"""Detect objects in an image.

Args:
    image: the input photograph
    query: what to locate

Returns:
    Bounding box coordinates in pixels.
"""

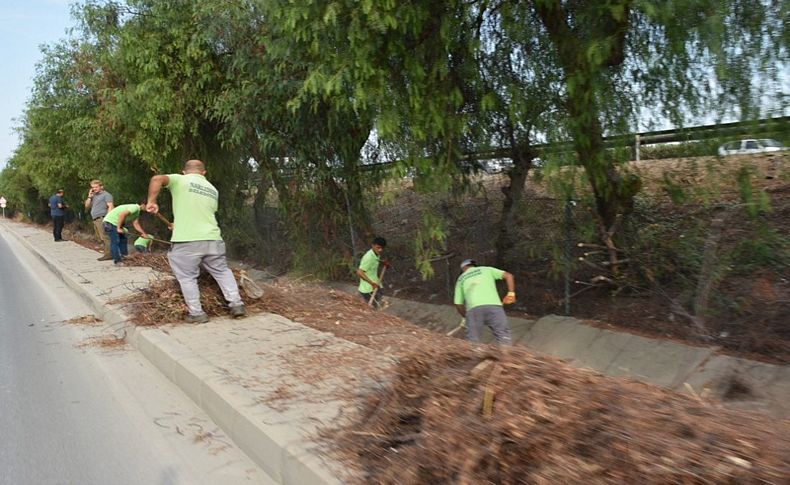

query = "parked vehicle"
[717,138,787,156]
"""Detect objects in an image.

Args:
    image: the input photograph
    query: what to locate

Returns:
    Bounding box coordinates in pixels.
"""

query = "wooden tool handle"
[367,266,387,307]
[154,212,172,225]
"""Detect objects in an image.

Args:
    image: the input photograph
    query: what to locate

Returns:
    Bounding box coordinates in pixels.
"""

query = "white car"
[718,138,787,156]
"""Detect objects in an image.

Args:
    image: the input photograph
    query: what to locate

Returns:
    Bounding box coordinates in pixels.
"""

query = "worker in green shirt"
[103,199,150,264]
[146,159,245,324]
[134,235,153,253]
[454,259,516,345]
[357,236,388,307]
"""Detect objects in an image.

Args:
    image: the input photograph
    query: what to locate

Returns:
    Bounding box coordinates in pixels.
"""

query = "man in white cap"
[453,259,516,345]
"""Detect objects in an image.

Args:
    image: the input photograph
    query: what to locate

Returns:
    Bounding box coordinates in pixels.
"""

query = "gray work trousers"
[167,240,243,316]
[466,305,512,345]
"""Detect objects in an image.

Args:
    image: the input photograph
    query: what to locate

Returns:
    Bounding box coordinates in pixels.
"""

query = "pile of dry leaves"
[118,255,789,484]
[335,345,789,484]
[120,255,441,358]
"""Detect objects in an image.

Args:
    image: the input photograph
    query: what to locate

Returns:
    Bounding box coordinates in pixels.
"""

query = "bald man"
[146,160,246,323]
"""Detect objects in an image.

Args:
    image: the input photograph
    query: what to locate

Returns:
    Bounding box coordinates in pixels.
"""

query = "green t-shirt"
[166,173,222,242]
[454,266,506,310]
[134,236,152,248]
[358,248,380,293]
[103,204,141,227]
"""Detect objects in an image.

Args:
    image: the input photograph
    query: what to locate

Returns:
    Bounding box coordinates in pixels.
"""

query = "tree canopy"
[1,0,786,274]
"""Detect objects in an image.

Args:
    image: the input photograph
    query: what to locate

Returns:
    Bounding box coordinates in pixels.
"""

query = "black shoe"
[230,305,246,318]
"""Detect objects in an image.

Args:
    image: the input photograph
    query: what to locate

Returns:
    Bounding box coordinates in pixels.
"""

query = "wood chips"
[118,255,789,484]
[335,345,789,484]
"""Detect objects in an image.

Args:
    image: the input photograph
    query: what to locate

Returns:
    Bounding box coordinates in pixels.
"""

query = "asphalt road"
[0,231,273,485]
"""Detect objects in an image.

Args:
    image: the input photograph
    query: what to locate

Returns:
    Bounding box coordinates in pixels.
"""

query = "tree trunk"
[535,0,640,238]
[494,141,535,267]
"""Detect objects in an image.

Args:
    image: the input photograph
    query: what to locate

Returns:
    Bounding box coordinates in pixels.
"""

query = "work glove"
[460,317,466,329]
[502,292,516,305]
[381,259,392,269]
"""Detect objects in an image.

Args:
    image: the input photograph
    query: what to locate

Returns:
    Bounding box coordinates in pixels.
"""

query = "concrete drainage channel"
[373,292,790,419]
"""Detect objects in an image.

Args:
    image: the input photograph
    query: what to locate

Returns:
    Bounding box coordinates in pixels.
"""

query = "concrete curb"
[130,328,342,485]
[1,222,339,484]
[0,223,132,337]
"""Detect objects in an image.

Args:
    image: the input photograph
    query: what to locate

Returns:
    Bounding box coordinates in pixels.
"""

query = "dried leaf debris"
[335,346,789,484]
[118,255,789,484]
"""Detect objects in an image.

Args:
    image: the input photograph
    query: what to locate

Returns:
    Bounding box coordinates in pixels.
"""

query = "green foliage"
[662,173,689,205]
[1,0,785,281]
[640,141,719,160]
[736,167,771,218]
[729,225,790,272]
[414,212,447,280]
[624,198,708,286]
[0,165,40,219]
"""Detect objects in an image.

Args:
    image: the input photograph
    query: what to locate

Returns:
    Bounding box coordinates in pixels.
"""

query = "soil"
[116,249,790,484]
[36,152,790,364]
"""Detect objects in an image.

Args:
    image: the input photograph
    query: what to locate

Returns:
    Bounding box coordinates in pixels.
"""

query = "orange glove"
[502,292,516,305]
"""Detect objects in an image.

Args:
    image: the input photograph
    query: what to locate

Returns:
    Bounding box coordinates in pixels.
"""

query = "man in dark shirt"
[49,189,67,241]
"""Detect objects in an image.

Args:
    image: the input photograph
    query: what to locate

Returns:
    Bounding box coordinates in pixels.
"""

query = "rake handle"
[367,266,387,307]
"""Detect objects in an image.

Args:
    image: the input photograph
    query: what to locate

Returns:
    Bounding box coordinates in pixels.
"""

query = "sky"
[0,0,75,169]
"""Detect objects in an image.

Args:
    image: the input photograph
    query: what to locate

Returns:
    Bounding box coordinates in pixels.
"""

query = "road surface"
[0,230,273,485]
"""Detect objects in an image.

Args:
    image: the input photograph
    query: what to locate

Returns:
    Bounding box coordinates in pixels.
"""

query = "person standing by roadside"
[49,189,67,241]
[85,180,114,260]
[146,159,246,324]
[357,236,388,307]
[103,199,150,265]
[454,259,516,345]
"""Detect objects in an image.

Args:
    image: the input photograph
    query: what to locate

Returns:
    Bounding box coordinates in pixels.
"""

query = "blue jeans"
[103,222,128,263]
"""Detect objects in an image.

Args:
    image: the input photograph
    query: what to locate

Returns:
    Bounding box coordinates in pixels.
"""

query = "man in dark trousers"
[146,159,246,324]
[454,258,516,345]
[102,199,150,265]
[49,189,67,241]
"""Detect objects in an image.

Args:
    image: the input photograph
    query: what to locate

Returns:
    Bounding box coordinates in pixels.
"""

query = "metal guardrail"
[255,116,790,177]
[350,116,790,171]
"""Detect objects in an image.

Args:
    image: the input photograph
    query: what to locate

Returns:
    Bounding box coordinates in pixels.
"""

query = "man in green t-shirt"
[134,235,153,253]
[357,236,388,307]
[102,199,150,264]
[453,259,516,345]
[146,159,245,324]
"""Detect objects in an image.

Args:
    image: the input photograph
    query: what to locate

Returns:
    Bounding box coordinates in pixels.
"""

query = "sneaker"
[230,304,246,318]
[97,255,113,261]
[185,313,210,324]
